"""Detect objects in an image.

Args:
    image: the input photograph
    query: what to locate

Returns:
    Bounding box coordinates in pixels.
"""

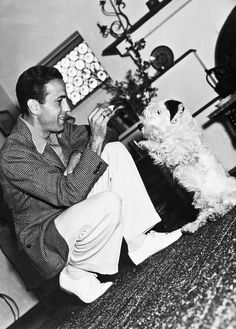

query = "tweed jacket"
[0,118,113,283]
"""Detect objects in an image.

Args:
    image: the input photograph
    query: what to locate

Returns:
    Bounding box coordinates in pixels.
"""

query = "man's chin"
[52,125,65,134]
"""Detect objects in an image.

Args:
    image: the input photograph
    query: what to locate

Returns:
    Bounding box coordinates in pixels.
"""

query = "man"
[0,65,182,303]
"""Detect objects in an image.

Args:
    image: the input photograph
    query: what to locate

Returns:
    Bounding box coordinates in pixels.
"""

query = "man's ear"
[27,99,40,116]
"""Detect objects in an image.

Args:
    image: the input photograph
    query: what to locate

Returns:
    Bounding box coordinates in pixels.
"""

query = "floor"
[6,155,200,329]
[0,250,38,329]
[42,208,236,329]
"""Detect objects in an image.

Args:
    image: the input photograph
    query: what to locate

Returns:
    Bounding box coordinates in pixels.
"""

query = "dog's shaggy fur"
[139,99,236,233]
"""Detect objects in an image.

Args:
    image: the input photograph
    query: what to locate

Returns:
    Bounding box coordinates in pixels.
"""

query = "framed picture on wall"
[39,31,110,108]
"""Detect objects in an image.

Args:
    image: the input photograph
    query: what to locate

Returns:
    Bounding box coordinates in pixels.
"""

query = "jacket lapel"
[43,143,66,170]
[58,137,71,166]
[13,117,70,170]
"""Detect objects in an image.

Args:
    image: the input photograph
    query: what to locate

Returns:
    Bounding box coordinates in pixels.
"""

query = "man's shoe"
[129,229,182,265]
[59,271,113,303]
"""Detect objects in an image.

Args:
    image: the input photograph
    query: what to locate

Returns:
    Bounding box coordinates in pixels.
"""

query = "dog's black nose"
[138,123,143,131]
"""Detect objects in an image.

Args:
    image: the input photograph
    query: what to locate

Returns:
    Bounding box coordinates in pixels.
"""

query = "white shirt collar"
[20,116,60,154]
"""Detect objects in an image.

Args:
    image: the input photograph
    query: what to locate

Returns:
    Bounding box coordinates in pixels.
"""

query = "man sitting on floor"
[0,65,182,303]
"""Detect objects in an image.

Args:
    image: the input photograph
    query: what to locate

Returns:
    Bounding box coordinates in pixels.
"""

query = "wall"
[0,0,235,114]
[0,0,136,105]
[132,0,235,70]
[0,84,18,149]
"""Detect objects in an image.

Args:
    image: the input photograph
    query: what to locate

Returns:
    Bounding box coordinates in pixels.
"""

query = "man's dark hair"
[16,65,63,115]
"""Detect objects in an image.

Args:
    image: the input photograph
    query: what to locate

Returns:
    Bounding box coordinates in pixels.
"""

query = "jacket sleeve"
[63,122,119,152]
[0,140,108,207]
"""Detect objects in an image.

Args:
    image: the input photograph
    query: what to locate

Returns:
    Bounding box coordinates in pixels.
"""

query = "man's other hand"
[64,151,82,176]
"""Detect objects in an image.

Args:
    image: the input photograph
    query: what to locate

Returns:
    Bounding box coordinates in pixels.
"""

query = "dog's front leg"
[181,210,209,234]
[138,140,157,152]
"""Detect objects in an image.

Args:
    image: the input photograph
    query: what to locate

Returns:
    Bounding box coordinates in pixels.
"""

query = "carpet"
[41,208,236,329]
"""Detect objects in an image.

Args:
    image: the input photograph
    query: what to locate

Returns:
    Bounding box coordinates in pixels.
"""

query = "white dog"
[138,99,236,233]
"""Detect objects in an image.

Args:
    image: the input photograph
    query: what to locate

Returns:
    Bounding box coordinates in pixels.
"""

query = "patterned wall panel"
[39,31,109,107]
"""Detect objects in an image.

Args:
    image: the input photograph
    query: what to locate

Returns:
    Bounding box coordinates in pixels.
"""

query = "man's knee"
[103,141,129,155]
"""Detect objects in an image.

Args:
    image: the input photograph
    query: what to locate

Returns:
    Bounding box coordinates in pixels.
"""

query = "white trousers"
[55,142,161,277]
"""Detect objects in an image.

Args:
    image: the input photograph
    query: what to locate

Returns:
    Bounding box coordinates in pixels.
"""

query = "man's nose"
[62,100,71,113]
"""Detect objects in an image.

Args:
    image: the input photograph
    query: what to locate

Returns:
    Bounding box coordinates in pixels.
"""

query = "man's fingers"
[88,105,114,123]
[64,165,74,176]
[64,165,73,176]
[64,152,81,176]
[88,107,102,122]
[88,106,106,122]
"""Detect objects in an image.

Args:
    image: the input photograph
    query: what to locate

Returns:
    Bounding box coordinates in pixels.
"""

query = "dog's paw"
[137,140,150,150]
[181,222,200,234]
[208,213,218,222]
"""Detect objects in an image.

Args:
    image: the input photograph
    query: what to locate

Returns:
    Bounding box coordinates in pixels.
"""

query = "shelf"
[149,49,196,84]
[208,92,236,120]
[102,0,174,57]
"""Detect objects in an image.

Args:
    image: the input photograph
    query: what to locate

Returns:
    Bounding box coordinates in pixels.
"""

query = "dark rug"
[40,208,236,329]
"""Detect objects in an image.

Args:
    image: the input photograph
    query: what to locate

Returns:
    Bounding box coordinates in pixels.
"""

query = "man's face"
[37,79,70,136]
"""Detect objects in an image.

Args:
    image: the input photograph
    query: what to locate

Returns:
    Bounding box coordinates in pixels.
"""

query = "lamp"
[98,0,149,74]
[97,0,132,38]
[98,0,174,77]
[150,45,174,71]
[146,0,165,11]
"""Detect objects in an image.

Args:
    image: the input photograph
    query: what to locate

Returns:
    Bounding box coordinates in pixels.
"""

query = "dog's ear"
[164,100,182,121]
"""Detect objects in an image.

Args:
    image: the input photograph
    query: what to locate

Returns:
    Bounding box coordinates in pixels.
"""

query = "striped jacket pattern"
[0,118,111,285]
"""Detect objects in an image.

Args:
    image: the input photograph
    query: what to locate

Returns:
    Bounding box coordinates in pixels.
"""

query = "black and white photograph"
[0,1,236,328]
